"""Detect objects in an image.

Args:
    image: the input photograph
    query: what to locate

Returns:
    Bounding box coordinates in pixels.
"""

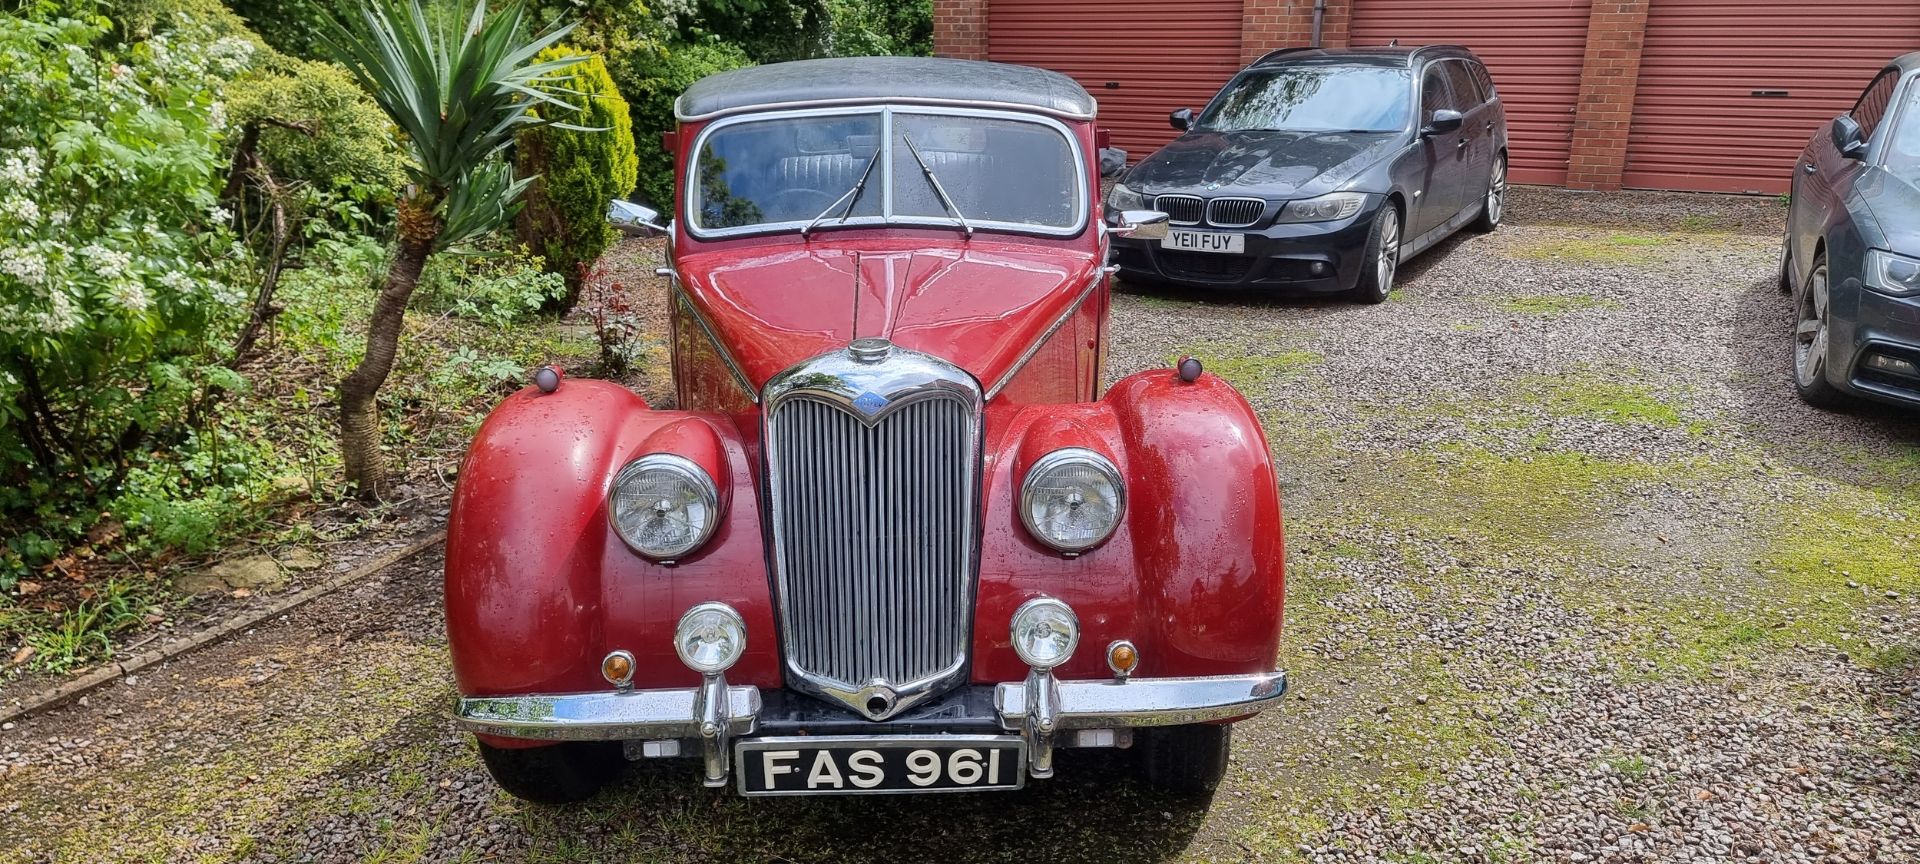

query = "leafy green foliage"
[0,6,252,582]
[223,0,335,58]
[825,0,930,56]
[611,39,753,208]
[416,246,567,327]
[226,53,406,198]
[515,46,638,307]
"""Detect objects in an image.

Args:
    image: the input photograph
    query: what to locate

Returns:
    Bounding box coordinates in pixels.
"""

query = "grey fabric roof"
[675,57,1097,121]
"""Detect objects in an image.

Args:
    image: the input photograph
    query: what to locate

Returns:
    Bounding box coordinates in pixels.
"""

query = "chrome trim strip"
[1206,196,1269,228]
[761,344,985,720]
[673,286,759,403]
[684,105,1089,241]
[983,272,1102,400]
[677,96,1095,123]
[453,686,762,741]
[993,671,1288,730]
[734,735,1026,796]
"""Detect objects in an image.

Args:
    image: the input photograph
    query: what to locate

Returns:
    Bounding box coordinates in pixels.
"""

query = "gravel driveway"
[2,188,1917,864]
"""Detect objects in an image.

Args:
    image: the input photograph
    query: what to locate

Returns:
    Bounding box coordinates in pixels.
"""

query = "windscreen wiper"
[802,147,883,238]
[900,133,973,237]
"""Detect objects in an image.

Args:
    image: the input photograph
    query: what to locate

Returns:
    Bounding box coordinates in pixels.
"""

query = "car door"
[1794,69,1898,276]
[1411,63,1463,240]
[1442,59,1493,219]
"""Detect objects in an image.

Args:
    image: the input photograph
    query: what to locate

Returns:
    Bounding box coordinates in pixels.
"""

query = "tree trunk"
[338,234,434,500]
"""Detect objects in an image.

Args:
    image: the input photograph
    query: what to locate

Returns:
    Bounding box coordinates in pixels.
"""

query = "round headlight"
[675,602,746,674]
[1010,597,1079,670]
[608,453,719,561]
[1019,448,1125,553]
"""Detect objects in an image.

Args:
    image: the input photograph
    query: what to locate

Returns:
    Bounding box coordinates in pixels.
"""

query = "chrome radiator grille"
[1155,194,1204,225]
[766,391,976,714]
[1207,197,1267,227]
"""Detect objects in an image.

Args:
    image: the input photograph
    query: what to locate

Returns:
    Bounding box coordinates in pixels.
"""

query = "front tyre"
[477,739,622,804]
[1792,254,1849,410]
[1350,204,1401,305]
[1137,724,1231,796]
[1469,154,1507,233]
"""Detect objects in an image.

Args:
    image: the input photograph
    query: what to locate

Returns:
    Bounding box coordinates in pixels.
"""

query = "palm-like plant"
[320,0,587,498]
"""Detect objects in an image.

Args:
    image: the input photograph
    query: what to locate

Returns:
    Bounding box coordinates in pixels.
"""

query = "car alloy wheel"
[1376,208,1399,294]
[1793,263,1830,389]
[1484,159,1506,224]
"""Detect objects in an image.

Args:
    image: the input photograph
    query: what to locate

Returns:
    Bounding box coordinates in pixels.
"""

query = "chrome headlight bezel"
[1106,181,1149,212]
[1019,447,1126,553]
[1010,596,1080,670]
[1866,248,1920,297]
[1274,191,1369,224]
[674,601,747,674]
[607,453,721,561]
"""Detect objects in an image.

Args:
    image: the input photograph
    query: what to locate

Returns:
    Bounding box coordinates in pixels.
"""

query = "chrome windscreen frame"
[760,343,985,720]
[683,104,1090,241]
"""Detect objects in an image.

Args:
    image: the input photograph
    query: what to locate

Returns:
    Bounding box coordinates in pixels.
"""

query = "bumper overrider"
[453,599,1287,792]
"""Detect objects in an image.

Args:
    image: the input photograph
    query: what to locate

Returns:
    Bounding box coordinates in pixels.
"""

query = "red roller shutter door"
[1623,0,1920,194]
[1350,0,1593,186]
[988,0,1243,159]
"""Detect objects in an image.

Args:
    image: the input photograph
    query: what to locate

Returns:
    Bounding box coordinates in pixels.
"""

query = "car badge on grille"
[852,391,889,415]
[1206,182,1220,190]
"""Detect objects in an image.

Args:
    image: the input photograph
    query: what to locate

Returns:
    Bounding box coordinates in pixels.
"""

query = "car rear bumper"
[1842,288,1920,408]
[1110,201,1379,292]
[454,670,1287,787]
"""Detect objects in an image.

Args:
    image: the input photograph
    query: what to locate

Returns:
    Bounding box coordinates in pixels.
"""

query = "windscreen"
[1196,66,1412,134]
[690,109,1083,234]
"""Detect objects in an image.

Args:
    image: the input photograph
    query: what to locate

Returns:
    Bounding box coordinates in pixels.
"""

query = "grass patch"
[1515,373,1688,429]
[1386,445,1671,544]
[1497,295,1619,316]
[1508,232,1672,265]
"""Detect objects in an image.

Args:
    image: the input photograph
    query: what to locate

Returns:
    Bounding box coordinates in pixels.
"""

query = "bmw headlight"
[1106,182,1148,212]
[1274,191,1368,224]
[608,453,720,561]
[1866,249,1920,297]
[1020,448,1125,553]
[675,602,746,674]
[1010,597,1079,670]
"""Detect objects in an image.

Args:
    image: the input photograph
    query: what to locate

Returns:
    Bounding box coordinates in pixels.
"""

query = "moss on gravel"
[1514,373,1690,429]
[1496,295,1619,316]
[1169,344,1324,392]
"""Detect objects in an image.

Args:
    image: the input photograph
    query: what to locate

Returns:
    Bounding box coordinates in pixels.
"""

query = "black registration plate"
[736,736,1025,796]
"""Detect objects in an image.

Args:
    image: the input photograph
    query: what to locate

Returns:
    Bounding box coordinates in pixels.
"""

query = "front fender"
[444,379,780,703]
[972,367,1286,683]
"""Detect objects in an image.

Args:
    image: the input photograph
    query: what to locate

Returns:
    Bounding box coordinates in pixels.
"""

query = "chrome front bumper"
[453,669,1287,786]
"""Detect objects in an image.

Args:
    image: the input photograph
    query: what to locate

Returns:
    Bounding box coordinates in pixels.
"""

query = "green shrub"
[612,40,754,210]
[221,0,332,58]
[225,54,405,199]
[826,0,931,56]
[416,246,568,328]
[0,8,251,583]
[515,46,637,308]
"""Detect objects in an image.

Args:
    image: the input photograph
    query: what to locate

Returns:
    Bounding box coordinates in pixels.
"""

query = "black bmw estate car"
[1782,52,1920,412]
[1108,45,1508,303]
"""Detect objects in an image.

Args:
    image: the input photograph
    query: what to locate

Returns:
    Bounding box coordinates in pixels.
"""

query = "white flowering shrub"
[0,8,249,577]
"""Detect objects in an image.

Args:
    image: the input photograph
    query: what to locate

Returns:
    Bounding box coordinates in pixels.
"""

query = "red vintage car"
[446,56,1287,802]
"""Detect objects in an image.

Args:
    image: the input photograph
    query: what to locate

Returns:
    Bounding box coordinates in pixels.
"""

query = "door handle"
[1456,139,1469,150]
[1484,121,1494,131]
[1803,163,1816,175]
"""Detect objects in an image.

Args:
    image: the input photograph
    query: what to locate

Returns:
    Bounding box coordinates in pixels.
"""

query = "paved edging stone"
[0,530,446,725]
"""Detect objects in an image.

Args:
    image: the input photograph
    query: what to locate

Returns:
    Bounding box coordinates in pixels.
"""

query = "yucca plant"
[319,0,588,498]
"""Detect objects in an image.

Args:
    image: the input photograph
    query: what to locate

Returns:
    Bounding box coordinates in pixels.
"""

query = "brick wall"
[1241,0,1350,63]
[933,0,989,60]
[1566,0,1651,190]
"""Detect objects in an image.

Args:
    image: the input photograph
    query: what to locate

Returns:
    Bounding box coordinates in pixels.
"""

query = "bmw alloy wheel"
[1377,207,1400,293]
[1793,263,1830,388]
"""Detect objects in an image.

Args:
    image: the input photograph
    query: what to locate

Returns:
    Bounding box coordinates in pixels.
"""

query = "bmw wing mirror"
[1830,115,1868,159]
[1111,209,1170,241]
[1422,109,1464,137]
[609,199,667,236]
[1169,107,1194,131]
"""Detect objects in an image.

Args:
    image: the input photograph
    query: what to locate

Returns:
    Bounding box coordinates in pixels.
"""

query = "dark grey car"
[1784,52,1920,411]
[1107,45,1509,304]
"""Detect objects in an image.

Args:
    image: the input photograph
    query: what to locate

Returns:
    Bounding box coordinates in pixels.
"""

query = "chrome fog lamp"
[609,453,719,561]
[1010,597,1079,671]
[1020,448,1125,553]
[675,602,747,674]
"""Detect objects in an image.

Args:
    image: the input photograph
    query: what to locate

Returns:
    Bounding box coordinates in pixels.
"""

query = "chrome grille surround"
[1154,194,1204,225]
[762,342,983,721]
[1206,196,1268,228]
